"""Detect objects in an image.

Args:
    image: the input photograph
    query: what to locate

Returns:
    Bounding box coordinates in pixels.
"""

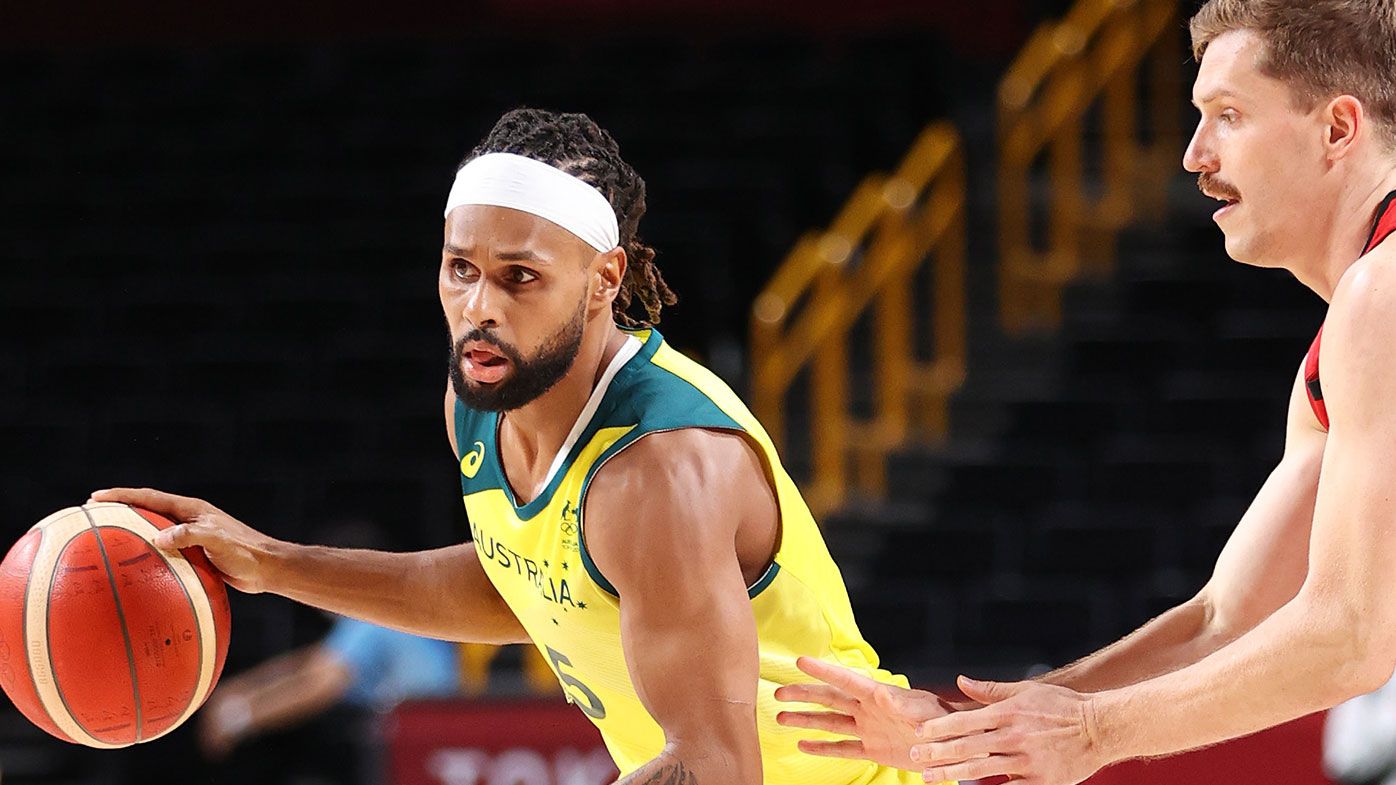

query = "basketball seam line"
[19,527,48,738]
[125,516,206,724]
[44,526,100,745]
[88,503,215,743]
[79,505,145,743]
[80,504,213,743]
[26,513,115,747]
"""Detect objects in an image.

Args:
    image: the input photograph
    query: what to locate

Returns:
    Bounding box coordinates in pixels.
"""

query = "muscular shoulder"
[583,429,769,589]
[1323,253,1396,426]
[587,428,766,533]
[599,427,762,491]
[1329,253,1396,352]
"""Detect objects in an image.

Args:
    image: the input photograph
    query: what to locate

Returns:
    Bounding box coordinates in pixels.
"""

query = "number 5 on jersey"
[545,645,606,720]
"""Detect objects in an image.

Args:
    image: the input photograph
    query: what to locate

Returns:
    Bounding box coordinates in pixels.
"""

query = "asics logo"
[461,441,486,478]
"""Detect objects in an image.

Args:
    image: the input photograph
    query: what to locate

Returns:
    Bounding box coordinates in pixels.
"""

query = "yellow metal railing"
[750,123,967,516]
[998,0,1181,332]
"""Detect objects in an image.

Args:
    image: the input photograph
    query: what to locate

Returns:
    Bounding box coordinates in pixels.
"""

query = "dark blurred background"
[0,1,1331,783]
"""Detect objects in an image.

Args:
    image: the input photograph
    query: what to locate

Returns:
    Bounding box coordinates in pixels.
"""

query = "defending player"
[92,108,939,785]
[776,1,1396,783]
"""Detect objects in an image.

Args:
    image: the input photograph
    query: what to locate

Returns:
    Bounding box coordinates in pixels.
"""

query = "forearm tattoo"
[619,760,697,785]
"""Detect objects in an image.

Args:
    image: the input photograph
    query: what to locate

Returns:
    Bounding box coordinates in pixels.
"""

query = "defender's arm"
[1041,363,1324,692]
[1085,262,1396,758]
[774,365,1325,772]
[913,262,1396,784]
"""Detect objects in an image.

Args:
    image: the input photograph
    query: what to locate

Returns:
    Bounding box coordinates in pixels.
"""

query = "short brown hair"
[1190,0,1396,144]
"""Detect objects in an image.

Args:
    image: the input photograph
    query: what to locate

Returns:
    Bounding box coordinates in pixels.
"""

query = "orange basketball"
[0,502,231,748]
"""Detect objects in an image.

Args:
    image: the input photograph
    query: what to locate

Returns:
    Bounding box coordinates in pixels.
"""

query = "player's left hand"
[912,677,1108,785]
[774,656,965,772]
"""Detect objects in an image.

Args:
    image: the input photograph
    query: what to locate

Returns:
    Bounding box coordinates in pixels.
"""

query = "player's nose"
[460,281,502,331]
[1182,121,1218,174]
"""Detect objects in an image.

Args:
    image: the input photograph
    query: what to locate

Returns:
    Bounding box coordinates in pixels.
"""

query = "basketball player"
[91,109,942,785]
[774,1,1396,783]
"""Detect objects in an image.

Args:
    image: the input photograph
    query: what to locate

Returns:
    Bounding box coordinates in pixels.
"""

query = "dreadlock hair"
[459,108,678,328]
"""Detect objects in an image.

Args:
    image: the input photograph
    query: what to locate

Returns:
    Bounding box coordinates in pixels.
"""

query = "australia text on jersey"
[469,517,585,611]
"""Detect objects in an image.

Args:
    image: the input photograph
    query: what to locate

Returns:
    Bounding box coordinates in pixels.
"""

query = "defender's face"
[1184,30,1332,267]
[440,205,594,410]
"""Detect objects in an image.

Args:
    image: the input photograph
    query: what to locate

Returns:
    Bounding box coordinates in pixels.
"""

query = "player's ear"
[1324,95,1364,161]
[591,246,626,309]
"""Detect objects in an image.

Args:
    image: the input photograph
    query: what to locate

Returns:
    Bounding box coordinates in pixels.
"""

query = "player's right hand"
[88,487,281,595]
[775,656,972,773]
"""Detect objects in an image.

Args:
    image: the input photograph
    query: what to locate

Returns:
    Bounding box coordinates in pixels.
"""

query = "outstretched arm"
[913,262,1396,784]
[89,486,528,645]
[87,386,528,645]
[1041,363,1324,692]
[776,365,1324,770]
[585,429,769,785]
[1083,266,1396,757]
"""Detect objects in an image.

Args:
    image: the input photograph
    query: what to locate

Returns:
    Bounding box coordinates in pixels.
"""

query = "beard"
[449,299,587,412]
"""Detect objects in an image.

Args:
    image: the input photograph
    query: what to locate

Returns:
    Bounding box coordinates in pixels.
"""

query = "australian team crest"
[560,499,580,549]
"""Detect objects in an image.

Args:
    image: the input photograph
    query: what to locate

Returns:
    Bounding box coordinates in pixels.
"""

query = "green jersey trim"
[746,561,782,598]
[572,346,773,602]
[454,327,662,521]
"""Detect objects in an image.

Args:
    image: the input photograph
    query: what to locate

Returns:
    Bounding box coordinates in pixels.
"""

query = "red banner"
[387,698,618,785]
[389,700,1336,785]
[1086,713,1333,785]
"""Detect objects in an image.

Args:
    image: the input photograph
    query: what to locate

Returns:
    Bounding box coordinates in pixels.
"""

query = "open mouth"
[461,345,511,384]
[1210,194,1240,219]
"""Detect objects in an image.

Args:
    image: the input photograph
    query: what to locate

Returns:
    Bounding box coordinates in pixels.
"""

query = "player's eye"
[1219,109,1239,125]
[507,267,539,284]
[449,258,478,281]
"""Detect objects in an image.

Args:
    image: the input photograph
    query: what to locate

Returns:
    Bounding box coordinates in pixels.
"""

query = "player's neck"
[497,320,628,491]
[1297,165,1396,302]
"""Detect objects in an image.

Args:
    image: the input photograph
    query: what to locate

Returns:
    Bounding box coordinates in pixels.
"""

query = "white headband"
[443,152,620,253]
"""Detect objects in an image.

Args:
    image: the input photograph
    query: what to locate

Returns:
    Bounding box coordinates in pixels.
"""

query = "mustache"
[453,329,524,365]
[1198,173,1241,201]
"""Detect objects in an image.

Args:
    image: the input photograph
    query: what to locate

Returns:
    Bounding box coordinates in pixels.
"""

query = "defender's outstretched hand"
[90,487,282,594]
[775,656,964,772]
[912,677,1105,785]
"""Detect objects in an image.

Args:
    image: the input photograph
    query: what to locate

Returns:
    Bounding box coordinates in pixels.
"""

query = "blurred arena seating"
[0,28,952,585]
[749,0,1324,682]
[826,198,1326,677]
[0,1,1342,782]
[722,0,1305,687]
[0,27,958,785]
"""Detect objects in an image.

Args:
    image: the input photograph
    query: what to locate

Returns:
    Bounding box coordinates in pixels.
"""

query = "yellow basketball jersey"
[456,327,924,785]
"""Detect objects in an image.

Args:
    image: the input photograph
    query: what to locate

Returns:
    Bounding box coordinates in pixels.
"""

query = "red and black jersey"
[1303,190,1396,431]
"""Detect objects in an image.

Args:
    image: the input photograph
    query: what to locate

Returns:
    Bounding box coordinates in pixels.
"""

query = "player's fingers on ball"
[91,487,207,518]
[89,487,141,505]
[774,683,856,712]
[90,486,165,505]
[796,739,867,760]
[796,656,880,699]
[152,523,196,551]
[775,710,856,735]
[922,754,1017,783]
